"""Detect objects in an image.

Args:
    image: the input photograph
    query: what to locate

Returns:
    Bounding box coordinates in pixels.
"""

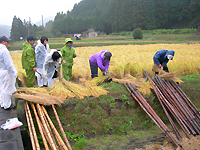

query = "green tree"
[133,28,143,39]
[56,31,62,37]
[10,16,27,42]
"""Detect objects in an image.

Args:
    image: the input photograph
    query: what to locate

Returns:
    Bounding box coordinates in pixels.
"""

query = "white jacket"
[0,44,17,77]
[43,49,61,79]
[35,41,49,68]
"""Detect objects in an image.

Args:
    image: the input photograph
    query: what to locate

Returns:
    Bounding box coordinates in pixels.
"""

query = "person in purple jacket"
[89,50,112,78]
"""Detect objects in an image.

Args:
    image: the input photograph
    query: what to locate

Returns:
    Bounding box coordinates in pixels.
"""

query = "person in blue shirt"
[153,49,175,74]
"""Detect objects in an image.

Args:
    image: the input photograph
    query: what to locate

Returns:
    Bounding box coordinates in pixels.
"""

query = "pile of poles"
[144,71,200,138]
[24,101,72,150]
[124,70,200,148]
[124,83,181,148]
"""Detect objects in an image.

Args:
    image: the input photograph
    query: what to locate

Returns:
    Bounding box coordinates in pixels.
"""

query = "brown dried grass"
[14,88,65,106]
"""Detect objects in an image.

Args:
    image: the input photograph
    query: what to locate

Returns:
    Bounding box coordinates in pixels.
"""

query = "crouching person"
[153,49,175,74]
[89,50,112,79]
[43,49,61,87]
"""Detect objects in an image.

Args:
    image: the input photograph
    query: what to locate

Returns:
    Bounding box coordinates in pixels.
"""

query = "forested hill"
[51,0,200,34]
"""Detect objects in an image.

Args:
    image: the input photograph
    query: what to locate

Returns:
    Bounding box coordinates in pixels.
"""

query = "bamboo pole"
[125,83,181,148]
[25,101,40,150]
[52,104,72,150]
[24,101,36,150]
[43,110,60,150]
[41,105,68,150]
[145,71,191,139]
[31,103,49,150]
[36,104,57,150]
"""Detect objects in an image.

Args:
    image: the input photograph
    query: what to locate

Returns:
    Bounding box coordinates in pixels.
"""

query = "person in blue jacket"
[153,49,175,74]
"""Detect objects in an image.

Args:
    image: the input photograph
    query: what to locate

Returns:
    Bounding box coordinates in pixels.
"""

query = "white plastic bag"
[1,118,23,130]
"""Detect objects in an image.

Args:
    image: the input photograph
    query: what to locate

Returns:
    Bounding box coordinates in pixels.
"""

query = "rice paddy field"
[72,43,200,79]
[11,43,200,81]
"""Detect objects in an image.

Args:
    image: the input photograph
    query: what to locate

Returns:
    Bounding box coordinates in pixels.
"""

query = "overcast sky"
[0,0,82,26]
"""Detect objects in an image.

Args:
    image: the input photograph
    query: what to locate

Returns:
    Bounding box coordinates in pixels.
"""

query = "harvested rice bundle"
[49,80,75,99]
[152,64,183,83]
[158,71,183,83]
[17,87,49,94]
[112,74,152,95]
[14,89,65,106]
[137,78,152,95]
[89,76,108,86]
[62,79,90,99]
[79,78,108,97]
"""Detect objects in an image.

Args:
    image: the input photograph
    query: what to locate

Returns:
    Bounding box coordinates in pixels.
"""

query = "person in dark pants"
[89,50,112,78]
[153,49,175,74]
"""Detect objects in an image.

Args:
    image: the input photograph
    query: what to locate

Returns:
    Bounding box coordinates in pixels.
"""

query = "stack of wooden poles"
[145,72,200,138]
[24,101,72,150]
[124,83,181,148]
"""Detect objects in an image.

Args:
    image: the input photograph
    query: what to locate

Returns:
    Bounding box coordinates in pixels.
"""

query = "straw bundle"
[152,64,183,83]
[17,87,49,94]
[79,78,108,97]
[158,72,183,83]
[112,74,152,95]
[14,89,65,106]
[49,80,75,99]
[62,79,90,99]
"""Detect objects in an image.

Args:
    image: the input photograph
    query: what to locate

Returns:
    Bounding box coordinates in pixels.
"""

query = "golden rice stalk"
[112,74,152,95]
[158,72,183,83]
[62,79,90,99]
[17,87,49,94]
[79,78,108,97]
[89,72,115,86]
[49,80,75,99]
[17,70,26,87]
[14,89,65,106]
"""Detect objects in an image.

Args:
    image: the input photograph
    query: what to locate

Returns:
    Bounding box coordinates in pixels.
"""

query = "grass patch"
[39,75,200,149]
[8,34,200,50]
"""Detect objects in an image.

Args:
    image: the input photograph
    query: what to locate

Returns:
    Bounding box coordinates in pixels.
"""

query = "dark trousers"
[155,66,169,74]
[89,61,98,78]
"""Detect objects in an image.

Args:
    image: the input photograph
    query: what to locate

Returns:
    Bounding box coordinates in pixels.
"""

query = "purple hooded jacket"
[89,50,110,71]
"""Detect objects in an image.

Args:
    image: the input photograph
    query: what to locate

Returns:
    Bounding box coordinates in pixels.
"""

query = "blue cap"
[27,36,37,41]
[0,36,11,43]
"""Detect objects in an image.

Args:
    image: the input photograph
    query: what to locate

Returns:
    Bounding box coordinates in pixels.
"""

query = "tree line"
[10,0,200,41]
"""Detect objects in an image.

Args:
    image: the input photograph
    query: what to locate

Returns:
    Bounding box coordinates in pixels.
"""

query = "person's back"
[89,50,112,78]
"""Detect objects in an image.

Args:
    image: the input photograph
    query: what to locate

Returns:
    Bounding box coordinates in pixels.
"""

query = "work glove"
[103,70,109,76]
[16,76,21,81]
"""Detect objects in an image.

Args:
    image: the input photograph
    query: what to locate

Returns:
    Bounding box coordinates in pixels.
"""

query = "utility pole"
[42,15,44,34]
[28,17,31,36]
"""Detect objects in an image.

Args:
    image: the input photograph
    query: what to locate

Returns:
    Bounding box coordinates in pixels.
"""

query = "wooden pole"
[24,101,36,150]
[25,101,40,150]
[41,106,68,150]
[31,103,49,150]
[43,111,60,150]
[52,104,72,150]
[36,104,57,150]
